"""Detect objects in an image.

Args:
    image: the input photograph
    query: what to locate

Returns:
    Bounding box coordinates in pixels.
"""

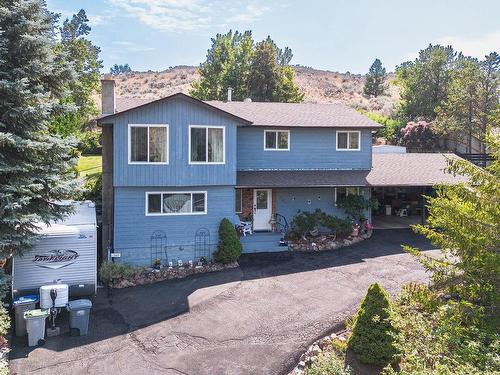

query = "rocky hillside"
[110,65,400,116]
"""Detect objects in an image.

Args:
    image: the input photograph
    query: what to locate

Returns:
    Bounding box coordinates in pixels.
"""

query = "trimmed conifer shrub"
[347,283,399,365]
[213,218,242,263]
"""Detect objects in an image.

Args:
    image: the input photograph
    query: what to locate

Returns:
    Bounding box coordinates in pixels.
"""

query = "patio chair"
[234,214,252,236]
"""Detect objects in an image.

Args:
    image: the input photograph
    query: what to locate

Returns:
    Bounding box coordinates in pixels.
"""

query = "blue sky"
[47,0,500,74]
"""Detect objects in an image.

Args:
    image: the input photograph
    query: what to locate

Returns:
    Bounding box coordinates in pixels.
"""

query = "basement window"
[146,191,207,216]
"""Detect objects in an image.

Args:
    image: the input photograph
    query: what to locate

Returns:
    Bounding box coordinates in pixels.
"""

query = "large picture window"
[189,126,225,163]
[335,187,361,205]
[336,131,360,151]
[146,191,207,216]
[264,130,289,150]
[129,124,168,163]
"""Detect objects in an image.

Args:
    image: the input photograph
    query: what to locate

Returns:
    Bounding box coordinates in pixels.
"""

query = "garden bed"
[104,261,239,289]
[288,232,371,252]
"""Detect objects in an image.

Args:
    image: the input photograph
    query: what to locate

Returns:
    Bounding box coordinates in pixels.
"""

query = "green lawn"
[77,155,102,177]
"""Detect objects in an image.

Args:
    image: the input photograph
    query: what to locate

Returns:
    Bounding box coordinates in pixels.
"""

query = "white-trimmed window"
[129,124,169,164]
[189,125,225,164]
[335,187,361,205]
[336,131,360,151]
[146,191,207,216]
[264,130,289,151]
[235,189,242,213]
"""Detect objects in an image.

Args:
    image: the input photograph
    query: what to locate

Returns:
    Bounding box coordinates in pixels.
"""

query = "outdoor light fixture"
[178,259,183,267]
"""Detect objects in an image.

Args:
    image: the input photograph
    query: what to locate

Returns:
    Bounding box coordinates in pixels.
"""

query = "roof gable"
[97,93,252,125]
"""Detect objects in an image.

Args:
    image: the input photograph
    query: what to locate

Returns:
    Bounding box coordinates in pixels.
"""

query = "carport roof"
[236,153,469,188]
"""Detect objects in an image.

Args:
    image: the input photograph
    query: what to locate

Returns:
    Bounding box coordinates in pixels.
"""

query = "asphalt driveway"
[10,229,436,375]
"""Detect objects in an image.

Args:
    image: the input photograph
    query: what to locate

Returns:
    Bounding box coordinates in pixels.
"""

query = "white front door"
[253,189,272,231]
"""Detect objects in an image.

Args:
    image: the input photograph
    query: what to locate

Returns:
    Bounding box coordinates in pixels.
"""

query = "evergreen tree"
[395,44,456,121]
[0,0,80,257]
[191,30,303,102]
[363,58,386,97]
[248,40,280,101]
[347,283,399,365]
[110,63,132,75]
[190,30,253,101]
[406,132,500,312]
[477,52,500,151]
[435,57,482,152]
[50,9,102,137]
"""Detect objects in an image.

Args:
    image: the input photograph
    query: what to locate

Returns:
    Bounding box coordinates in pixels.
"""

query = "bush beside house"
[347,283,399,366]
[214,218,243,264]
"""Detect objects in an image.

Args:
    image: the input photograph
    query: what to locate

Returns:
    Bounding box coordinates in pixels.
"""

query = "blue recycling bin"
[13,295,39,337]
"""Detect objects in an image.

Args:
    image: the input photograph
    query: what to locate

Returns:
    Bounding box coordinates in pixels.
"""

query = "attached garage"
[367,153,468,229]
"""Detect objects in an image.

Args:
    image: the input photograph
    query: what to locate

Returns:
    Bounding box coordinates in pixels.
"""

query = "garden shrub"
[347,283,399,365]
[291,209,354,238]
[383,283,500,375]
[337,194,378,222]
[0,269,10,375]
[321,215,353,238]
[99,261,137,285]
[291,210,321,236]
[305,351,354,375]
[213,218,242,264]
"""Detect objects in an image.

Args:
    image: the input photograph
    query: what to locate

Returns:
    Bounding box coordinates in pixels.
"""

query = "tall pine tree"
[395,44,456,122]
[0,0,80,257]
[191,30,303,102]
[363,58,386,97]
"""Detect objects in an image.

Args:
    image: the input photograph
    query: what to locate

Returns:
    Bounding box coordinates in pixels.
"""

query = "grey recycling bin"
[24,309,49,347]
[13,295,39,337]
[67,299,92,336]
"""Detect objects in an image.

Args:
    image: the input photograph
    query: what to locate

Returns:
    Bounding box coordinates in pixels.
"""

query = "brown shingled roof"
[112,95,381,128]
[207,100,381,128]
[237,153,468,187]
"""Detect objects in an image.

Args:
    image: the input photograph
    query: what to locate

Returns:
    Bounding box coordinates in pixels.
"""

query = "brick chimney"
[101,79,116,115]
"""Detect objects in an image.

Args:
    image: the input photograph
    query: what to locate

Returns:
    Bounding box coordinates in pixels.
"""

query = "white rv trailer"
[12,201,97,298]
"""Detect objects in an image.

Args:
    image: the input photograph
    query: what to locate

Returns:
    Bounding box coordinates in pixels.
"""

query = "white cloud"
[109,0,274,32]
[112,41,155,52]
[436,31,500,58]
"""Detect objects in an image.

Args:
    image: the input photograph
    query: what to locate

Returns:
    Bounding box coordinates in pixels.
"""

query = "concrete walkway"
[10,229,436,375]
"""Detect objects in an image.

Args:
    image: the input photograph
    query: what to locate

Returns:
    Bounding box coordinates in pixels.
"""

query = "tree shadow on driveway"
[9,229,434,369]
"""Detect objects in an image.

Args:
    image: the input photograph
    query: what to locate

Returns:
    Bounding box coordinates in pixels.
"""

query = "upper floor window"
[264,130,289,151]
[336,131,360,151]
[146,191,207,216]
[189,126,225,164]
[129,124,168,164]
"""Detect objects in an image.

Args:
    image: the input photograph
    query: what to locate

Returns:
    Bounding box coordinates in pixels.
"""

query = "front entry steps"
[240,232,288,253]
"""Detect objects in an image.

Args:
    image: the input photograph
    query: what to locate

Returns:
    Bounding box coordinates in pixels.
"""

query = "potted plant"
[153,258,161,269]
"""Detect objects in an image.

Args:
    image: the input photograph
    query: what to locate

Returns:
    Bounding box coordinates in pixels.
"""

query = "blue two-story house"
[98,80,464,266]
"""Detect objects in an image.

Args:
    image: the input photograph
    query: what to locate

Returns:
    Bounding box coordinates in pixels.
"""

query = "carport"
[367,153,468,229]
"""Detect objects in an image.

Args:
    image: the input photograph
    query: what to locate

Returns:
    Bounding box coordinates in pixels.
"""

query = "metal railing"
[457,153,493,168]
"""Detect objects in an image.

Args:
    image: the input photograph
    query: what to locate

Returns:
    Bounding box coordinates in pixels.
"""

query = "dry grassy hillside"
[110,65,400,116]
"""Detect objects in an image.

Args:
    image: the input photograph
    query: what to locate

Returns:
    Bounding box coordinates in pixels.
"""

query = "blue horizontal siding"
[275,187,370,226]
[111,97,239,187]
[237,127,372,170]
[113,186,235,266]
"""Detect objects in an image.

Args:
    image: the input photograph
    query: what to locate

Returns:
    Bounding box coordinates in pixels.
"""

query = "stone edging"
[289,329,350,375]
[109,262,239,288]
[288,233,371,252]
